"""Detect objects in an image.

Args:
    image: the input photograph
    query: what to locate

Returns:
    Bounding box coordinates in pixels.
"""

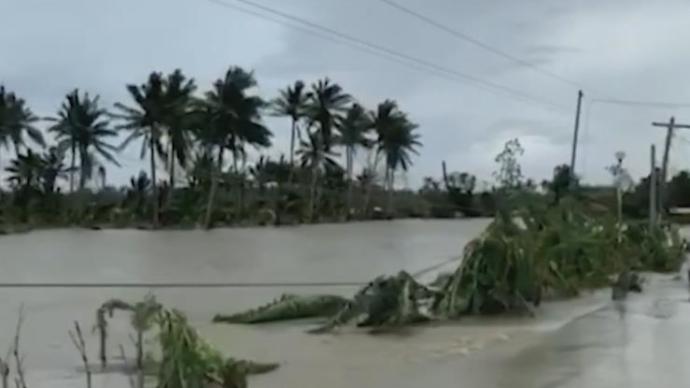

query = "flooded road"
[0,220,688,388]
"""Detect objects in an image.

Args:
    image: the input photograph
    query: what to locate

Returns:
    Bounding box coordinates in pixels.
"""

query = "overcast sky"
[3,0,690,189]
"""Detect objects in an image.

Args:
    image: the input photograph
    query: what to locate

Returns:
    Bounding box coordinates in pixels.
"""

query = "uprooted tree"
[214,197,685,332]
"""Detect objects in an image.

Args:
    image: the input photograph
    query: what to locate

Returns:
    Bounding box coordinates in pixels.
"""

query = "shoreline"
[0,215,490,236]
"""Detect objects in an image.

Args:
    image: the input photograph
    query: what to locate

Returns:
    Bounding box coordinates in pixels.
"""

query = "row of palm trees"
[0,66,422,228]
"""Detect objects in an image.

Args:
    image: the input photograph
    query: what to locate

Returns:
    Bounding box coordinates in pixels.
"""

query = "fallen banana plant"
[96,296,278,388]
[214,199,686,332]
[212,294,349,324]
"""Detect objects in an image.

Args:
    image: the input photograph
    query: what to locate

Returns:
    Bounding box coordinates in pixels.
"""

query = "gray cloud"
[3,0,690,188]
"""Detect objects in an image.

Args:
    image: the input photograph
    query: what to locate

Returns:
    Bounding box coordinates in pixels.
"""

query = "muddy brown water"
[0,220,689,388]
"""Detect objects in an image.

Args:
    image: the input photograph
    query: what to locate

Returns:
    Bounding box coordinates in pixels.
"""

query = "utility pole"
[650,145,657,229]
[569,90,584,188]
[651,117,690,216]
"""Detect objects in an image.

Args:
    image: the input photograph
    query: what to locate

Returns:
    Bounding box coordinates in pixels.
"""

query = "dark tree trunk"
[288,119,297,185]
[204,148,224,229]
[168,142,175,194]
[78,149,87,191]
[387,167,395,216]
[150,136,159,228]
[70,143,76,193]
[309,164,318,222]
[346,147,354,217]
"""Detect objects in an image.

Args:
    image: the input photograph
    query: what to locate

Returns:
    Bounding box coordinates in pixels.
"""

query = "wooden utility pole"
[650,145,657,229]
[652,117,690,216]
[569,90,584,188]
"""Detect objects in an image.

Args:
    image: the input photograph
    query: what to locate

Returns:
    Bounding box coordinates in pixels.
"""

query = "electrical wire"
[203,0,570,112]
[591,98,690,109]
[376,0,585,90]
[0,255,461,288]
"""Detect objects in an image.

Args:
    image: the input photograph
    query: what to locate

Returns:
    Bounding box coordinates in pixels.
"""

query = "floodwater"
[0,220,689,388]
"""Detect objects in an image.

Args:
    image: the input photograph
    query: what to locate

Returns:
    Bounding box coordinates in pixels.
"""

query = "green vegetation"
[213,294,349,324]
[96,296,278,388]
[0,71,427,230]
[215,197,685,330]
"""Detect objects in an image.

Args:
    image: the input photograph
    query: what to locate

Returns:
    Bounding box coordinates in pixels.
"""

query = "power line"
[0,256,461,289]
[376,0,584,90]
[591,98,690,109]
[0,281,361,288]
[203,0,569,112]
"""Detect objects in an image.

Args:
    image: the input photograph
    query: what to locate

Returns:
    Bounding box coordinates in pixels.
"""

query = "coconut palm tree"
[339,103,372,213]
[304,78,351,150]
[371,100,421,214]
[126,171,152,219]
[0,87,44,172]
[40,146,71,194]
[271,80,309,169]
[198,67,272,228]
[5,149,44,192]
[161,69,196,193]
[48,90,119,191]
[297,131,339,220]
[114,72,168,228]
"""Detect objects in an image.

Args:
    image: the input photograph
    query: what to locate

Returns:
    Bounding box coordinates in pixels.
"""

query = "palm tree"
[5,149,44,192]
[371,100,421,214]
[161,70,196,194]
[271,81,309,169]
[339,103,372,213]
[40,146,71,194]
[0,87,44,173]
[297,131,339,220]
[114,73,168,228]
[48,90,119,191]
[199,67,272,228]
[304,78,351,150]
[127,171,152,217]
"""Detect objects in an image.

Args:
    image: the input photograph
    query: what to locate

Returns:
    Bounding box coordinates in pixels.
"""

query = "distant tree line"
[0,68,422,229]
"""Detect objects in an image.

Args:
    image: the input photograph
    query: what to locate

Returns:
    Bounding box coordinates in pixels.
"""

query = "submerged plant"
[96,296,277,388]
[217,199,685,329]
[213,294,348,324]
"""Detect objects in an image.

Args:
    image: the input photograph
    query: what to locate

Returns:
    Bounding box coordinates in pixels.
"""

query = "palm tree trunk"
[309,164,318,222]
[167,142,176,208]
[204,148,224,229]
[150,137,159,228]
[69,143,76,193]
[346,147,353,217]
[387,167,395,216]
[168,143,175,191]
[232,151,241,219]
[78,148,87,190]
[363,151,381,216]
[288,120,297,185]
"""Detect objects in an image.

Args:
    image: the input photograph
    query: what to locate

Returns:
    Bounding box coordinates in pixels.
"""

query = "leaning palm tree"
[297,131,339,220]
[0,87,44,173]
[48,90,119,191]
[338,103,372,213]
[304,78,351,150]
[114,73,168,228]
[161,69,196,193]
[198,67,272,228]
[371,100,421,214]
[271,80,309,169]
